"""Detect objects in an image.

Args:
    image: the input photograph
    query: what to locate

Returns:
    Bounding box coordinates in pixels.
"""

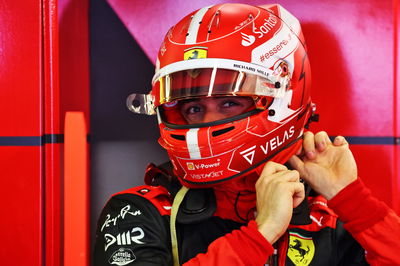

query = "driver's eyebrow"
[180,98,200,104]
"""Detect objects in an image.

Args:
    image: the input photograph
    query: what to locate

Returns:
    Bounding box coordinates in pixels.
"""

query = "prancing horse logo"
[289,239,310,261]
[287,232,315,266]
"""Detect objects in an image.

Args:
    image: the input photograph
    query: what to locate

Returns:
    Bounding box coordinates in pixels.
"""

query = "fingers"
[302,131,316,159]
[287,155,305,176]
[260,161,288,177]
[333,135,349,146]
[315,131,331,151]
[257,162,300,187]
[302,131,335,159]
[292,182,305,208]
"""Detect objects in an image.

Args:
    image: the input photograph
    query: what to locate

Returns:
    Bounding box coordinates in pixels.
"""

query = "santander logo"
[241,32,256,46]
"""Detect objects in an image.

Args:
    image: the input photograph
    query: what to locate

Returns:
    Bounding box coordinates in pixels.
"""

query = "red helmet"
[127,3,314,188]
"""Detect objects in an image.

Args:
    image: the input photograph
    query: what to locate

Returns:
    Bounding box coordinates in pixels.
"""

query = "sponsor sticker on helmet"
[252,26,298,66]
[252,14,278,39]
[184,47,208,60]
[186,160,221,171]
[186,162,195,170]
[108,248,136,266]
[189,170,224,180]
[240,126,295,164]
[241,32,256,47]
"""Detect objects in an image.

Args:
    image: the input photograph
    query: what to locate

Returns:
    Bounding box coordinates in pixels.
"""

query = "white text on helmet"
[253,14,278,39]
[190,170,224,179]
[259,33,292,63]
[260,126,295,154]
[186,161,221,170]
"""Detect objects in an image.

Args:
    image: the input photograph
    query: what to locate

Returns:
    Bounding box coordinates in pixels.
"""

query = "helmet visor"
[127,60,289,115]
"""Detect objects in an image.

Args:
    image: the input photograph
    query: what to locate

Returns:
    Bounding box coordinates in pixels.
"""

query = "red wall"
[0,0,89,265]
[0,1,43,264]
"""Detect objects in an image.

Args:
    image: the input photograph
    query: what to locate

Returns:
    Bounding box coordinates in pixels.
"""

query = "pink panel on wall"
[106,0,399,211]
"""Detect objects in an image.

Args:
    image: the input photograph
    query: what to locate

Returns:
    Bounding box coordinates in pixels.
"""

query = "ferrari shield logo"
[287,232,315,266]
[184,47,208,60]
[186,162,195,170]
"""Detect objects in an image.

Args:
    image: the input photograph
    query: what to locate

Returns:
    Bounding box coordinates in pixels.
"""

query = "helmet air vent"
[171,134,186,141]
[212,126,235,137]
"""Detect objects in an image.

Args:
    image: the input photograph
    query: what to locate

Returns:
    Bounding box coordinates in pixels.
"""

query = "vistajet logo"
[190,170,224,179]
[186,160,221,170]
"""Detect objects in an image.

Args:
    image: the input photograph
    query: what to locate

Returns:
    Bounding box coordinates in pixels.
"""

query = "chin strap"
[170,185,189,266]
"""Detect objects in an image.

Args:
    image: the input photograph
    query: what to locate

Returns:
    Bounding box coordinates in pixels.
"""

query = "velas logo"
[239,145,256,164]
[186,160,221,170]
[184,47,208,60]
[240,126,295,164]
[241,32,256,47]
[287,232,315,266]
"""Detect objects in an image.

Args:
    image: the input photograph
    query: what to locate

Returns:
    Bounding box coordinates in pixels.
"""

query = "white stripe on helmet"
[186,128,201,159]
[186,6,213,44]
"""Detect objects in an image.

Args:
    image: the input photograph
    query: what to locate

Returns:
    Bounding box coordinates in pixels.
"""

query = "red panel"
[59,0,90,131]
[58,0,90,265]
[0,1,44,265]
[394,0,400,213]
[395,146,400,213]
[352,145,395,208]
[0,0,90,264]
[0,1,42,136]
[43,1,62,265]
[306,1,394,136]
[64,112,89,266]
[45,144,62,266]
[0,147,42,265]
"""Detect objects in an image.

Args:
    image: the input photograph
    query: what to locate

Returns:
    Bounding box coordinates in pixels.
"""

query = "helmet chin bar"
[179,136,302,187]
[159,105,311,188]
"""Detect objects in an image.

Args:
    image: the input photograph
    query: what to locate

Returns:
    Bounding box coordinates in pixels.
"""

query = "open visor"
[127,59,290,115]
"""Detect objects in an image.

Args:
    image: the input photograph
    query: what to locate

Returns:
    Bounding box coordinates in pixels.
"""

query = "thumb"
[288,155,305,176]
[292,182,305,208]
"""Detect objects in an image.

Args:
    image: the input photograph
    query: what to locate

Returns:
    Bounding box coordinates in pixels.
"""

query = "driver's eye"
[222,101,239,108]
[186,105,202,114]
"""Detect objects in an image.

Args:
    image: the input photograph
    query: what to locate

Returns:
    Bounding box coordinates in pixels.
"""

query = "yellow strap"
[170,186,189,266]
